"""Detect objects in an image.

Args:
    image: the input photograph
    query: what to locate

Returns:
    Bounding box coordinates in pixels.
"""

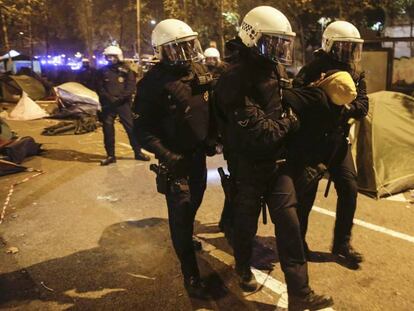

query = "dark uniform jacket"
[283,87,344,168]
[133,62,213,158]
[96,63,136,108]
[214,57,295,161]
[76,66,97,91]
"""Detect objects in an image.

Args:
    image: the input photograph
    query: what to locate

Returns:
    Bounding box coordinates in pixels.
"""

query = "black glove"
[286,107,300,132]
[204,141,222,157]
[103,94,119,105]
[162,151,185,173]
[341,104,356,121]
[165,81,191,113]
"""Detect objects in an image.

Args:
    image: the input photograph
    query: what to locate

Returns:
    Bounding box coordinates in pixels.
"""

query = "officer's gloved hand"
[107,95,120,105]
[162,151,185,174]
[204,140,222,157]
[286,107,300,132]
[165,82,191,113]
[341,104,356,121]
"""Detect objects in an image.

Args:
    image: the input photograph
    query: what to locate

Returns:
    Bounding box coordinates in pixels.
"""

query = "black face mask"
[248,49,277,74]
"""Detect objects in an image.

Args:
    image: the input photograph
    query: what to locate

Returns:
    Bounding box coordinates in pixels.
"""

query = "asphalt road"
[0,118,413,311]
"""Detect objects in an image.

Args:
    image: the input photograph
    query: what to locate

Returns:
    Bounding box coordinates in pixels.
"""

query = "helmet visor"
[256,34,295,65]
[330,41,363,63]
[161,38,203,64]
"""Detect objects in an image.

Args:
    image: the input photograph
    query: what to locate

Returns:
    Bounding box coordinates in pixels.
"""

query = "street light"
[18,31,25,50]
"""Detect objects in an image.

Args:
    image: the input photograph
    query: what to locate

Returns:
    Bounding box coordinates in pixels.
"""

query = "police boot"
[100,156,116,166]
[135,152,150,161]
[184,276,208,299]
[288,290,334,311]
[332,242,364,263]
[236,266,258,292]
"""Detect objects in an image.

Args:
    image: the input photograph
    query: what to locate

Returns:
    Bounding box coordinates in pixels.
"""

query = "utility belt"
[235,155,286,178]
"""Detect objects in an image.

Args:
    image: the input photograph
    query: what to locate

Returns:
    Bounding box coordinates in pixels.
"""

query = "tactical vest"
[216,63,287,160]
[161,63,212,153]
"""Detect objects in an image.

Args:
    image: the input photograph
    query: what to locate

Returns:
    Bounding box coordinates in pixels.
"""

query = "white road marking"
[313,206,414,244]
[385,193,409,202]
[207,170,414,244]
[198,235,335,311]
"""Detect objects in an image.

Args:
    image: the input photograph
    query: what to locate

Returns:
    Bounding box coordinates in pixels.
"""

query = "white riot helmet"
[204,47,220,59]
[151,19,203,64]
[204,47,220,66]
[322,21,364,63]
[238,6,296,65]
[103,46,124,61]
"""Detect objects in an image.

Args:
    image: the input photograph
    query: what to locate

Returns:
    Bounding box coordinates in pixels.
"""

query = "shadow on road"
[0,218,275,310]
[42,148,141,164]
[306,249,361,270]
[41,148,106,163]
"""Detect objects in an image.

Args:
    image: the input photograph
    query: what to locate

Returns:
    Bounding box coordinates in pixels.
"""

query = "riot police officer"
[215,6,334,310]
[133,19,215,298]
[293,21,368,265]
[96,46,150,165]
[76,58,97,90]
[203,47,227,79]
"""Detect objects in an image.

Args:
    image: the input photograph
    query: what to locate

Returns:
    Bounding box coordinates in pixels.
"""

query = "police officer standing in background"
[76,58,97,90]
[215,6,333,310]
[203,47,227,79]
[133,19,215,298]
[293,21,368,265]
[96,46,150,166]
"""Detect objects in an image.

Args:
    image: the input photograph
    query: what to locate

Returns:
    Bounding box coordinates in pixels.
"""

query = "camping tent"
[356,91,414,197]
[7,92,49,121]
[0,74,46,102]
[0,159,27,176]
[53,82,101,117]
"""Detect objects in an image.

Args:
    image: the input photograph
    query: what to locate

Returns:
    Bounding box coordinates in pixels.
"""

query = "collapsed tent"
[53,82,101,118]
[7,92,49,121]
[0,74,46,102]
[0,159,27,176]
[0,117,14,142]
[356,91,414,198]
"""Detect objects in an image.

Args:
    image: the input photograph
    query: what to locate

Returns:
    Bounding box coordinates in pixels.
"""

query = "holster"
[150,163,190,195]
[218,167,232,204]
[150,163,170,195]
